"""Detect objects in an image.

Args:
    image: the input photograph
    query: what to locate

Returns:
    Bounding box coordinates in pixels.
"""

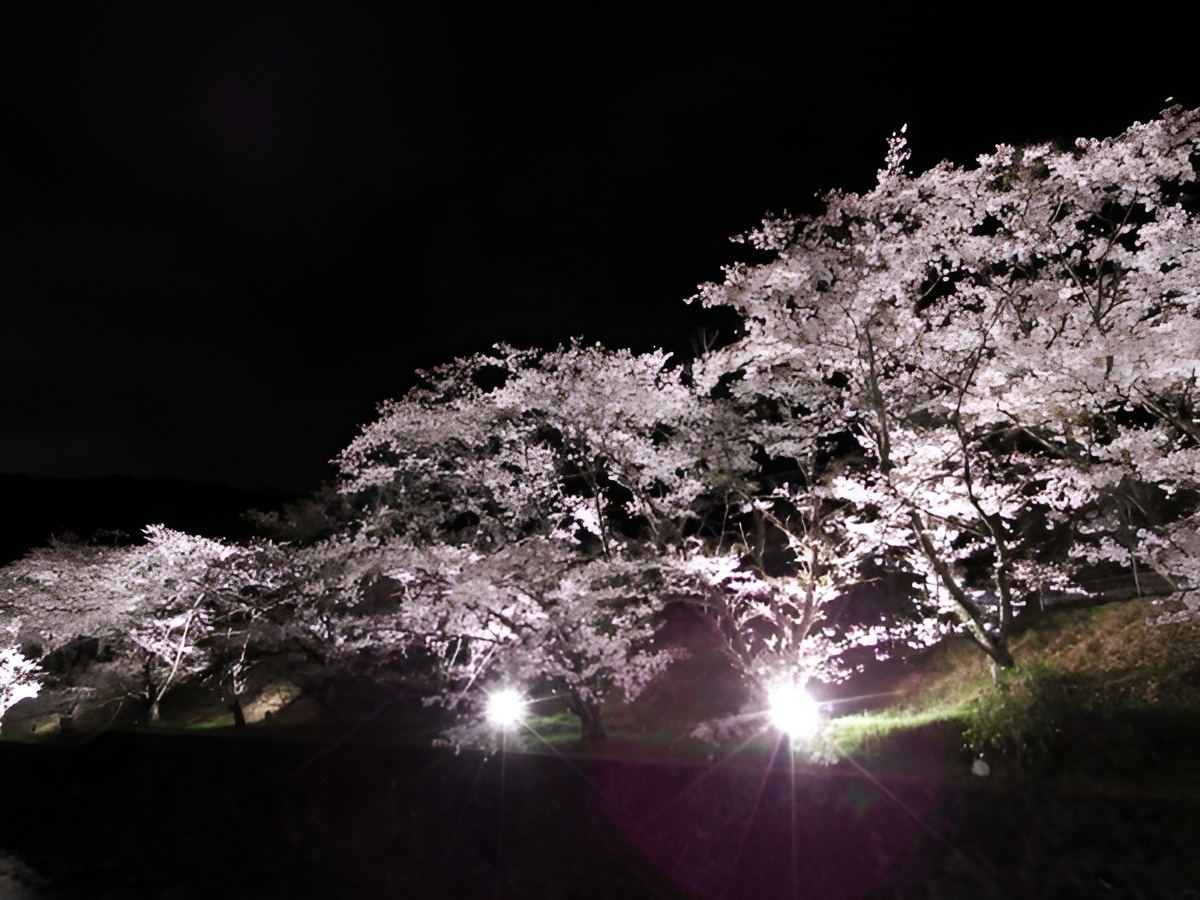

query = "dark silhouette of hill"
[0,474,301,564]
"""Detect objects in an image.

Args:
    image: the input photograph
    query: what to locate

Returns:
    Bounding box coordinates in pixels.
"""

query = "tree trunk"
[143,661,161,722]
[570,696,607,742]
[228,699,246,730]
[977,630,1015,673]
[909,510,1015,670]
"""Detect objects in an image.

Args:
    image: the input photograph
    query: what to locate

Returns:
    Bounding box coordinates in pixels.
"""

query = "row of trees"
[0,527,311,729]
[3,108,1197,742]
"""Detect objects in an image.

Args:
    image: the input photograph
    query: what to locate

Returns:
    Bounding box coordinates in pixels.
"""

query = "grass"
[19,594,1195,783]
[829,701,977,754]
[823,596,1200,778]
[520,708,583,748]
[518,705,723,763]
[500,595,1200,779]
[9,596,1196,898]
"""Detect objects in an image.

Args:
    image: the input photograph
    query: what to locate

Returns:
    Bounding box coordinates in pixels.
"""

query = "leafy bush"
[962,663,1112,769]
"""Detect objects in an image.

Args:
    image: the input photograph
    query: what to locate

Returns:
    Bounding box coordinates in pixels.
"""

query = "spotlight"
[485,688,526,730]
[767,682,819,739]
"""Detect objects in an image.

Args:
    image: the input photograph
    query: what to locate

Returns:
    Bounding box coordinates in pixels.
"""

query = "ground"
[1,596,1197,897]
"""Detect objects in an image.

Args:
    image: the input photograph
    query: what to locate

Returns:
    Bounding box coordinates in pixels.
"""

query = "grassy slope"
[515,596,1199,775]
[515,598,1200,896]
[498,595,1198,778]
[826,596,1200,782]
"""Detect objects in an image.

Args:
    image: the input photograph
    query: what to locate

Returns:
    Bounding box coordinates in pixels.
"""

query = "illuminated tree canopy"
[3,108,1197,742]
[692,104,1200,663]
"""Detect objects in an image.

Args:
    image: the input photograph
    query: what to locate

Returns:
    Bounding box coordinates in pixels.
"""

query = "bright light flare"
[767,683,819,739]
[484,688,526,730]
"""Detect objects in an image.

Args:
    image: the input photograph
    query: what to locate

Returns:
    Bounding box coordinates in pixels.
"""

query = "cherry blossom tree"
[313,532,681,742]
[334,338,939,733]
[1,537,155,726]
[157,533,313,728]
[337,342,739,550]
[124,526,246,721]
[0,527,306,728]
[691,106,1200,666]
[332,343,727,740]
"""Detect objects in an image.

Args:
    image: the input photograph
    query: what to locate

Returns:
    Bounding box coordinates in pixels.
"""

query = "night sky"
[5,4,1195,493]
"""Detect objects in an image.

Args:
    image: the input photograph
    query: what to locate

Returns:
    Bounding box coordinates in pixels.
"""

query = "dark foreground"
[1,724,1198,899]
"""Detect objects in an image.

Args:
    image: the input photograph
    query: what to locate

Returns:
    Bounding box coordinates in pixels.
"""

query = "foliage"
[0,527,307,727]
[330,339,936,741]
[829,594,1200,774]
[337,342,735,549]
[692,105,1200,667]
[329,343,726,741]
[6,109,1199,746]
[959,662,1103,768]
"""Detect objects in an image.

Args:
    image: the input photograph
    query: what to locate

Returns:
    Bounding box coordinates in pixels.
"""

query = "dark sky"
[4,4,1194,492]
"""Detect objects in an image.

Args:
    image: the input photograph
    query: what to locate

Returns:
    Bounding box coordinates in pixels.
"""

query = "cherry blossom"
[692,106,1200,661]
